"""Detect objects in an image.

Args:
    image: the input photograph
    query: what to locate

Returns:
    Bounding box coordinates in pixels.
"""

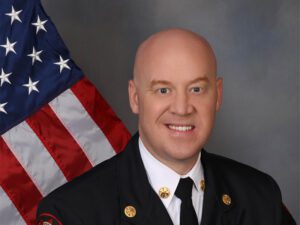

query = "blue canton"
[0,0,84,135]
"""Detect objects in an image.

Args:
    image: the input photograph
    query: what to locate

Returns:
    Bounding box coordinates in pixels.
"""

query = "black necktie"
[175,177,198,225]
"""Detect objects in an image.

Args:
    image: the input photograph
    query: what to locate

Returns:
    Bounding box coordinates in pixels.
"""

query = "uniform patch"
[37,213,62,225]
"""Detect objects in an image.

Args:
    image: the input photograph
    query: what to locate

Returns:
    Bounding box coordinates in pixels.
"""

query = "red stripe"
[26,104,93,181]
[71,77,131,153]
[0,137,43,225]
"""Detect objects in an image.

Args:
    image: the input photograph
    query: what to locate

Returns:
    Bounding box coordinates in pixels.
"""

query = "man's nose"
[170,91,194,116]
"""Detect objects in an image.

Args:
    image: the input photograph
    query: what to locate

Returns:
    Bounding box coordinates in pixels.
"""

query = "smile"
[167,125,194,132]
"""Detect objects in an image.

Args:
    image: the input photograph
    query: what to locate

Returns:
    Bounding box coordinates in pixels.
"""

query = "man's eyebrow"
[188,77,209,84]
[150,76,210,87]
[150,80,171,86]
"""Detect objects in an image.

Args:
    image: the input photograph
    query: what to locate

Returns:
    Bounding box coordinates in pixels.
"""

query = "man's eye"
[158,88,170,94]
[191,87,202,93]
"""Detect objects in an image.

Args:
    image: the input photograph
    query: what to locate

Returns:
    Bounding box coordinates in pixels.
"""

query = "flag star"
[23,77,39,95]
[0,69,12,87]
[5,6,22,24]
[28,47,43,65]
[0,38,17,56]
[54,55,71,73]
[0,102,8,114]
[32,15,47,34]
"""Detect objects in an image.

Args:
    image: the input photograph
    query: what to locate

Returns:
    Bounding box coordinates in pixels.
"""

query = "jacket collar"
[117,133,173,225]
[117,133,234,225]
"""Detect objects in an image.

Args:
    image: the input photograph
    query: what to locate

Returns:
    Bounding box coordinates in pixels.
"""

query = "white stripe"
[49,89,116,166]
[0,186,27,225]
[2,122,67,196]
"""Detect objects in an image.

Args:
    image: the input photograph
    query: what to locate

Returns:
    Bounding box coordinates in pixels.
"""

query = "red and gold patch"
[37,213,62,225]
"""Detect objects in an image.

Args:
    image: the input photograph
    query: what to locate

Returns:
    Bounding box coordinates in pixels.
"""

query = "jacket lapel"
[117,133,173,225]
[200,150,235,225]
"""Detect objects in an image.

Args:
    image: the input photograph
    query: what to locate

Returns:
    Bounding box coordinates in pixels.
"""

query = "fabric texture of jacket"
[37,133,297,225]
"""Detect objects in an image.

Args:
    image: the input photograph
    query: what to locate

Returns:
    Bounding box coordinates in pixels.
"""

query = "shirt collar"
[139,138,204,208]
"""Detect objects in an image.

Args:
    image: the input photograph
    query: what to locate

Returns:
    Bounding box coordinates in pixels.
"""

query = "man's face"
[129,33,222,171]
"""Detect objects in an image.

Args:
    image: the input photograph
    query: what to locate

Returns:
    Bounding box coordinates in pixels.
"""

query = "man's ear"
[128,80,139,114]
[216,77,223,111]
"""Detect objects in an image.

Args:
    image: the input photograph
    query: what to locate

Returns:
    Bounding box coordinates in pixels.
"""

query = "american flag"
[0,0,131,224]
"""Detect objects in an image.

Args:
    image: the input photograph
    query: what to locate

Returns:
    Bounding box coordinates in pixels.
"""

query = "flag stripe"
[0,187,27,225]
[49,88,117,166]
[0,137,42,225]
[1,122,67,196]
[26,104,93,181]
[71,77,131,153]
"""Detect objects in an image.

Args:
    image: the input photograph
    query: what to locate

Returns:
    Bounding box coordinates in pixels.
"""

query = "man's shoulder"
[204,150,274,179]
[203,150,280,194]
[37,152,125,224]
[40,151,122,205]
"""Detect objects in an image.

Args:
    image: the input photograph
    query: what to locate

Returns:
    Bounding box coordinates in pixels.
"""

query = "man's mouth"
[167,125,194,132]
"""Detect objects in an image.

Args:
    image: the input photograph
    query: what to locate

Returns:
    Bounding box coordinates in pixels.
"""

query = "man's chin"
[163,143,201,158]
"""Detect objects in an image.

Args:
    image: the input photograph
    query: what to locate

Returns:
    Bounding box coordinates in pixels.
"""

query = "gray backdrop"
[42,0,299,222]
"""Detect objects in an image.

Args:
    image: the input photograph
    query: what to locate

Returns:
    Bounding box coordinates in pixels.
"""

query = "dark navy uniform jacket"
[37,133,297,225]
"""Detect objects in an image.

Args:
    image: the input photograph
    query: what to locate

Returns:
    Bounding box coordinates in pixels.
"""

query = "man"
[37,28,296,225]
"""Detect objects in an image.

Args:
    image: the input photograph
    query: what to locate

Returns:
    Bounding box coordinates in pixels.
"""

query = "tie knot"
[175,177,194,200]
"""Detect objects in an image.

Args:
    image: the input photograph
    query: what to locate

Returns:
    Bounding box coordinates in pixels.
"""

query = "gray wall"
[42,0,299,222]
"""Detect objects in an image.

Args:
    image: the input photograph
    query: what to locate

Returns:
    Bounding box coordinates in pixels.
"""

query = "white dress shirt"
[139,138,205,225]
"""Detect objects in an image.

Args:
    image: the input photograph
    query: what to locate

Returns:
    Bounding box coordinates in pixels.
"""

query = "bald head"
[133,28,217,83]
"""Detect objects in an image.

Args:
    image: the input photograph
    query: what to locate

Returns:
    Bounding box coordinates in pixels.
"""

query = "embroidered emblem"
[37,213,62,225]
[42,222,52,225]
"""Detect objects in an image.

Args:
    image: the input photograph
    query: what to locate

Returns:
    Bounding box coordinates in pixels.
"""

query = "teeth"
[168,125,193,131]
